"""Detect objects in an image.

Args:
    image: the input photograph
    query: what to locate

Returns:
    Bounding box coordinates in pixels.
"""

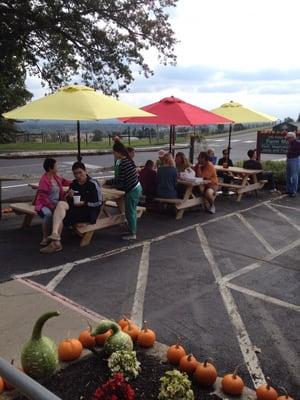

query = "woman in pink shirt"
[34,158,71,245]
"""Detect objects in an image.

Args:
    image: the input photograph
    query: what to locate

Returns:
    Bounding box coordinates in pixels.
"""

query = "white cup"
[73,195,81,205]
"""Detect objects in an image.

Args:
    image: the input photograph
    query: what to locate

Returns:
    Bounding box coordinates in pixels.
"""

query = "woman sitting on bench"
[157,153,178,199]
[35,158,71,246]
[40,162,103,254]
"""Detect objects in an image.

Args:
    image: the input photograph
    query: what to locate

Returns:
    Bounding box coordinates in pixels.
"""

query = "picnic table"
[153,178,210,220]
[9,184,145,246]
[215,165,266,201]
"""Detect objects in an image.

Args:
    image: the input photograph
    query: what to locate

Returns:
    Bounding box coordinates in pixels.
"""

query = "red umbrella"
[121,96,233,153]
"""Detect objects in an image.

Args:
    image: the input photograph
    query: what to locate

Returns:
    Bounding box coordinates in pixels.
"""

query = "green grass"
[0,136,188,152]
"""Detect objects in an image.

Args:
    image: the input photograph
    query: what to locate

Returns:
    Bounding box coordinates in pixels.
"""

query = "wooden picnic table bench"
[215,165,266,201]
[10,186,145,246]
[151,178,210,220]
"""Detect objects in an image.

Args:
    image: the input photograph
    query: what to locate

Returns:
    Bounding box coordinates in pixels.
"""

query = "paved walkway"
[0,192,299,396]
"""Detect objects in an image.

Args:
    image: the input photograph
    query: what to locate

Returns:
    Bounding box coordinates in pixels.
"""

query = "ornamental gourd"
[21,311,59,379]
[137,321,156,348]
[118,316,131,330]
[277,387,294,400]
[167,338,186,365]
[91,320,133,355]
[179,354,198,374]
[58,338,83,362]
[194,358,217,386]
[256,377,278,400]
[221,366,244,396]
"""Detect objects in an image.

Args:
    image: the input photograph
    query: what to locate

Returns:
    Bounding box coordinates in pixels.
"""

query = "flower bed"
[14,349,222,400]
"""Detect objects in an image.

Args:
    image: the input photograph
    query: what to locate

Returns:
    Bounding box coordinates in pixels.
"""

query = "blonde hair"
[175,152,190,169]
[162,153,175,167]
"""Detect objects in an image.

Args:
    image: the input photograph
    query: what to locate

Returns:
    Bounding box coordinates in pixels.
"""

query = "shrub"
[158,370,194,400]
[93,373,135,400]
[235,160,287,186]
[108,350,141,381]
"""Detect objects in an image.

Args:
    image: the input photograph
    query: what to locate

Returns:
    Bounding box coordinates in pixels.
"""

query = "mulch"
[14,349,222,400]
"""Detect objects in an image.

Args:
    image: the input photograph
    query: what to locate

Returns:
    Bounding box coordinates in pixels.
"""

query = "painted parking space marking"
[46,263,75,292]
[130,242,151,327]
[196,226,266,387]
[265,203,300,232]
[236,213,276,253]
[221,238,300,283]
[226,282,300,312]
[271,203,300,212]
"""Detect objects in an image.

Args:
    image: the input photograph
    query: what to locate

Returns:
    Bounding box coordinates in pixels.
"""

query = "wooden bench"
[9,202,145,247]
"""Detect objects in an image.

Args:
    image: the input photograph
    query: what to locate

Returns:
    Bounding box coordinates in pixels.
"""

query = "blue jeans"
[37,207,53,225]
[286,157,300,194]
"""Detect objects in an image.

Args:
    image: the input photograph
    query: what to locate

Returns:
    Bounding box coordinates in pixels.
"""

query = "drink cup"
[73,195,81,205]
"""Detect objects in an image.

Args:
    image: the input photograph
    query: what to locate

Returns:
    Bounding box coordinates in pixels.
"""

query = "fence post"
[128,128,131,146]
[189,135,195,164]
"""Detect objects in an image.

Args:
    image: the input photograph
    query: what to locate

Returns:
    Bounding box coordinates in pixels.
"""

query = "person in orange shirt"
[194,151,218,214]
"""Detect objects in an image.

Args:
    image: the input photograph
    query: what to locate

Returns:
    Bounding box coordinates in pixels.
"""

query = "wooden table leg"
[237,175,249,201]
[22,214,34,228]
[176,185,193,219]
[80,231,95,247]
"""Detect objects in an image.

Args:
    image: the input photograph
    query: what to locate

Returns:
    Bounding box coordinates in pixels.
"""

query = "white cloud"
[25,0,300,120]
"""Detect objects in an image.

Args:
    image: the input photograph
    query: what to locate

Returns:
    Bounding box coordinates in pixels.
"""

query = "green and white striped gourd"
[91,320,133,355]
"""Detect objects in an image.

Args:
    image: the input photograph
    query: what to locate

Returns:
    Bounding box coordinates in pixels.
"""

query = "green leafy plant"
[158,370,194,400]
[108,350,141,381]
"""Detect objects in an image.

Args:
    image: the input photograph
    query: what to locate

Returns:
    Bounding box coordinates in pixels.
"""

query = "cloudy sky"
[27,0,300,120]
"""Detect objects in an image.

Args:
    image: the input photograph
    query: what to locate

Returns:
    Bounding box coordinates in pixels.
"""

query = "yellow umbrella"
[211,101,278,159]
[3,85,154,160]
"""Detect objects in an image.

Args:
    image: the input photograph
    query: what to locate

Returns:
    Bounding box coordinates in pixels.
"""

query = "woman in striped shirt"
[106,142,142,240]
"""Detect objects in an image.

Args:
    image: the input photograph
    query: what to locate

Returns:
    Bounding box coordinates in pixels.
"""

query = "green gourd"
[91,320,133,355]
[21,311,60,379]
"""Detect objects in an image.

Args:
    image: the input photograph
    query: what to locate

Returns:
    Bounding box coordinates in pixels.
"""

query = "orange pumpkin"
[277,387,294,400]
[58,338,83,361]
[222,367,244,396]
[137,321,156,348]
[167,341,186,365]
[118,316,131,330]
[123,321,141,341]
[256,377,278,400]
[179,354,198,374]
[194,358,217,386]
[95,329,112,346]
[0,377,4,394]
[78,326,96,349]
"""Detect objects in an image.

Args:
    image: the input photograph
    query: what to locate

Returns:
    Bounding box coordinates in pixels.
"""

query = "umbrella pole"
[227,124,232,162]
[77,120,82,161]
[169,125,172,153]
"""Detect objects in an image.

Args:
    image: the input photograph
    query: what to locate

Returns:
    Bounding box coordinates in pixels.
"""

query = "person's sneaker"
[269,188,277,193]
[122,234,137,241]
[40,241,63,254]
[289,193,296,198]
[208,204,216,214]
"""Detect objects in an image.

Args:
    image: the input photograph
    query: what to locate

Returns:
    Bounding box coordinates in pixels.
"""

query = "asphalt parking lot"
[1,192,299,394]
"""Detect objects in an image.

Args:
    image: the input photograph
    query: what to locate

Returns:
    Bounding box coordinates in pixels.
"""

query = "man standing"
[285,132,300,197]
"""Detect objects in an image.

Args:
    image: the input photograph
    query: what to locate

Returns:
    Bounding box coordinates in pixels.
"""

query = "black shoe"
[289,193,296,198]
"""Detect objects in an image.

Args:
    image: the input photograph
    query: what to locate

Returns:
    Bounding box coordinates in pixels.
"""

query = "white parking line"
[265,203,300,232]
[244,140,256,143]
[46,263,75,292]
[270,203,300,212]
[221,238,300,283]
[63,161,102,170]
[226,283,300,312]
[130,242,151,327]
[236,213,276,254]
[196,226,266,387]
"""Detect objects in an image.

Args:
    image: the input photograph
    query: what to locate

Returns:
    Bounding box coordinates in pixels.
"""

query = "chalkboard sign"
[257,131,300,158]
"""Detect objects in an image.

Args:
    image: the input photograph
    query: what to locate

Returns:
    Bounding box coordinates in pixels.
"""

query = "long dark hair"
[113,141,134,165]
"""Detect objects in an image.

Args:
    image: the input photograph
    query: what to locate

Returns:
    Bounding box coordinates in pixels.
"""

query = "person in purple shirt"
[285,131,300,197]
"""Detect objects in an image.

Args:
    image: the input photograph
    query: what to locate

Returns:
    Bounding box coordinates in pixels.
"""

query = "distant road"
[1,130,285,203]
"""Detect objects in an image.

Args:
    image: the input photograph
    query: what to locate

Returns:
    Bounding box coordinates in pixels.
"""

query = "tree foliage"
[1,0,178,95]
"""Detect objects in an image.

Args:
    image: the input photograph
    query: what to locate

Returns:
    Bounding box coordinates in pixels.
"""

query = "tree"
[1,0,177,95]
[0,56,32,143]
[284,117,295,123]
[296,114,300,123]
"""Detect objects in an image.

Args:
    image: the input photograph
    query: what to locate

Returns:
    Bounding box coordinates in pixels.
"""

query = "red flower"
[93,373,135,400]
